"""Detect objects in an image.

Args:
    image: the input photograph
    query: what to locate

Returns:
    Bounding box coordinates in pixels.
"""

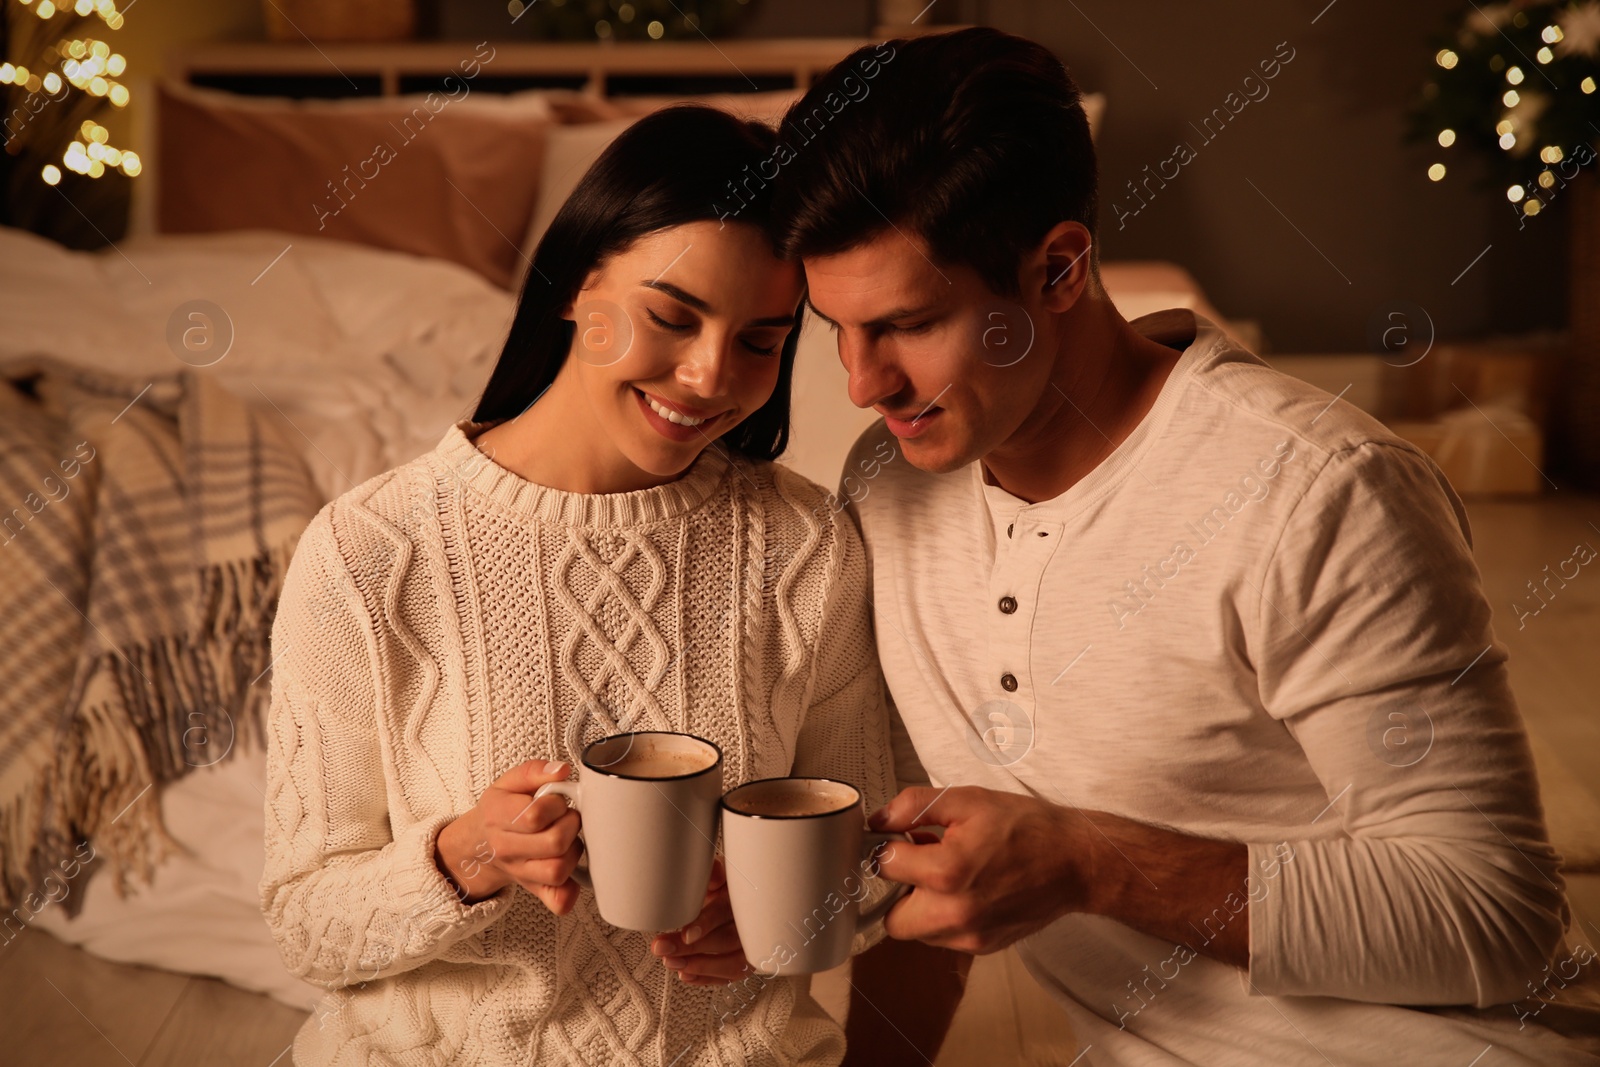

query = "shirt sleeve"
[1246,441,1567,1006]
[788,505,900,955]
[259,510,512,991]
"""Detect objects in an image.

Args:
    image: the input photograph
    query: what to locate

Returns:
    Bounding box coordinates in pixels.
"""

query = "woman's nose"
[675,337,734,400]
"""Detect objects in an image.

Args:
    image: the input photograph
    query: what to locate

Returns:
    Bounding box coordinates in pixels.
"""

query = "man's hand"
[867,785,1089,954]
[649,859,751,985]
[869,784,1251,967]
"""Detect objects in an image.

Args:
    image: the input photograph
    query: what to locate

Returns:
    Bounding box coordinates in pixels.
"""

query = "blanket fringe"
[1,541,298,913]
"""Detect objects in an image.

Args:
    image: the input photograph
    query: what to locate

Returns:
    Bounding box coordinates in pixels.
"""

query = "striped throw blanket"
[0,358,320,914]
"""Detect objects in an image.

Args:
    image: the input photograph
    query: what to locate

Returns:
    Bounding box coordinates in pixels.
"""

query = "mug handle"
[532,780,593,890]
[856,830,913,928]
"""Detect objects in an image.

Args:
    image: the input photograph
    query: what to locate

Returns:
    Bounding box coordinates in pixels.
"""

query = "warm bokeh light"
[1428,163,1447,181]
[1438,128,1456,148]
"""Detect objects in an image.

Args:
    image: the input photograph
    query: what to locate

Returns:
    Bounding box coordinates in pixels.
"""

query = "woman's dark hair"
[773,27,1099,297]
[475,104,800,461]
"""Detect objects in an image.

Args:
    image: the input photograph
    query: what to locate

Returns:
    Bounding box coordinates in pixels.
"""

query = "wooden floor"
[1,492,1596,1067]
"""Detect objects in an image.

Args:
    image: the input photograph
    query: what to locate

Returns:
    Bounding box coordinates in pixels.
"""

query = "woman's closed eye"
[740,331,787,357]
[646,307,692,332]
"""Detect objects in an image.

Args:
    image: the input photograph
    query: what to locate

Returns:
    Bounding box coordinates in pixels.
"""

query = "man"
[772,27,1600,1066]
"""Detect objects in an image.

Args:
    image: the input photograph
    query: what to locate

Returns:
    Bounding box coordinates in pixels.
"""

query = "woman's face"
[563,220,803,480]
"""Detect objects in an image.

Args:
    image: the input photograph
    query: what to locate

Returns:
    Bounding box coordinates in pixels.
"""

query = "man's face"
[804,231,1055,474]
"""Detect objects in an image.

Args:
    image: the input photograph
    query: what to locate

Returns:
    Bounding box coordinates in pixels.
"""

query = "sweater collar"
[434,421,732,526]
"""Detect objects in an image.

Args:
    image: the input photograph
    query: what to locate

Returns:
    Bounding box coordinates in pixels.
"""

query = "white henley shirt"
[845,309,1600,1066]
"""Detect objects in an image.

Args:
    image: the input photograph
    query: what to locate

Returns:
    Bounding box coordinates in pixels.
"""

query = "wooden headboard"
[167,39,872,99]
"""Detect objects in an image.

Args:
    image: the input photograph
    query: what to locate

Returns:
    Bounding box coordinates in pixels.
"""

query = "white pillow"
[1082,91,1106,143]
[515,117,637,289]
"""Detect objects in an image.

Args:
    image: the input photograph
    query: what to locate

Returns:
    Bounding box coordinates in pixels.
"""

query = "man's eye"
[896,321,931,334]
[646,308,691,332]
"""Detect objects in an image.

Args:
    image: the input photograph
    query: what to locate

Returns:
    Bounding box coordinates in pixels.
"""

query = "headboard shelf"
[169,39,872,98]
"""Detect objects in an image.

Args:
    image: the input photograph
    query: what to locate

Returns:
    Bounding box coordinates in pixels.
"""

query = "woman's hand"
[650,859,750,985]
[434,760,584,915]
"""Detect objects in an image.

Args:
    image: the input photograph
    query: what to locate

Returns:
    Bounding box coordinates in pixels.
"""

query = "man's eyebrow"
[804,299,839,328]
[642,280,712,313]
[805,300,937,330]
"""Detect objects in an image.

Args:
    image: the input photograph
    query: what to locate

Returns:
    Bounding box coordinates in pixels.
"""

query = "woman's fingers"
[491,809,580,863]
[652,885,735,957]
[531,879,582,917]
[664,950,751,984]
[508,836,585,888]
[486,790,572,834]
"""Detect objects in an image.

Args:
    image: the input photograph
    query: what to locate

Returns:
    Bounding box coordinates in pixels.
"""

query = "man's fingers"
[881,882,966,945]
[867,785,967,832]
[492,758,572,796]
[870,835,964,894]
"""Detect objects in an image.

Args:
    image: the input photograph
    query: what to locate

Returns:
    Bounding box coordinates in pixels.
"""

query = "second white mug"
[720,776,909,976]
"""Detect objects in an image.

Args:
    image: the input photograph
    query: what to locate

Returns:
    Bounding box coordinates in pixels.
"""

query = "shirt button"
[999,596,1017,614]
[1000,673,1018,692]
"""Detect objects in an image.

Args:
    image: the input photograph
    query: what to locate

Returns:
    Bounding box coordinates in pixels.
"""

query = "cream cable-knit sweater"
[261,422,896,1067]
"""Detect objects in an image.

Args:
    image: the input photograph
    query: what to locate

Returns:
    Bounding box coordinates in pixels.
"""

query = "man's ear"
[1032,221,1094,313]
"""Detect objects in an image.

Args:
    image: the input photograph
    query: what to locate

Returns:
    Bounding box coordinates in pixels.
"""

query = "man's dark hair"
[773,27,1099,297]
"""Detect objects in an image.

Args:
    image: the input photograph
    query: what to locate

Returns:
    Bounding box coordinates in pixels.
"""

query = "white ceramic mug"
[720,777,910,976]
[534,731,723,932]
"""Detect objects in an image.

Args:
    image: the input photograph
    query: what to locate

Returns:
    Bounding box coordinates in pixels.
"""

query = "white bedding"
[1,224,1236,1009]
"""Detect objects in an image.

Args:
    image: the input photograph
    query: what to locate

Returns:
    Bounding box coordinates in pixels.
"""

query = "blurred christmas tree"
[1409,0,1600,217]
[1,0,138,248]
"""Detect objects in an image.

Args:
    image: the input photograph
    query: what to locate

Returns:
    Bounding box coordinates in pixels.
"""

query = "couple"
[262,27,1599,1067]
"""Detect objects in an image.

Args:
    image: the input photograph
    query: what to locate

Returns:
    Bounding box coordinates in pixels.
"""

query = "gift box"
[1388,404,1547,496]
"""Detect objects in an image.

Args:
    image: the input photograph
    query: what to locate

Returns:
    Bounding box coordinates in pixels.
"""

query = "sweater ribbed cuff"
[392,813,514,953]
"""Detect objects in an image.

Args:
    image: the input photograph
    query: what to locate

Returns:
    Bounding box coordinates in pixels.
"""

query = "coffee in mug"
[720,777,909,976]
[534,731,722,932]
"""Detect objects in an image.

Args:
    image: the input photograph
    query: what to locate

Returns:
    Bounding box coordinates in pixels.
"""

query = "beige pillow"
[156,82,551,290]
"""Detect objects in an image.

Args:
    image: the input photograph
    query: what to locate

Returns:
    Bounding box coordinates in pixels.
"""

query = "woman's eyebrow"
[644,280,794,328]
[642,280,711,313]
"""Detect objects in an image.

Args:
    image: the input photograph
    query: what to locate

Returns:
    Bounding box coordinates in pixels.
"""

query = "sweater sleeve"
[260,510,512,991]
[788,505,900,955]
[1247,441,1567,1006]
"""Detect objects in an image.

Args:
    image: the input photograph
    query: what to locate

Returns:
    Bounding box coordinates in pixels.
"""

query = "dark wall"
[446,0,1572,352]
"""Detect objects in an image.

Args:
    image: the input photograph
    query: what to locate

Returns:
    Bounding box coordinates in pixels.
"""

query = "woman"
[260,105,897,1066]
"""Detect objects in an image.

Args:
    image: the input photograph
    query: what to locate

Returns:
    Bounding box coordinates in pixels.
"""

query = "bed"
[0,37,1251,1015]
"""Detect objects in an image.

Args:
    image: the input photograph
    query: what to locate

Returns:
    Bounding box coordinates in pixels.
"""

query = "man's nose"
[840,332,906,411]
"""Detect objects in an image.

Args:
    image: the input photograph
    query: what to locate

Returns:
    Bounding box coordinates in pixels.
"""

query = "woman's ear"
[1035,221,1094,313]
